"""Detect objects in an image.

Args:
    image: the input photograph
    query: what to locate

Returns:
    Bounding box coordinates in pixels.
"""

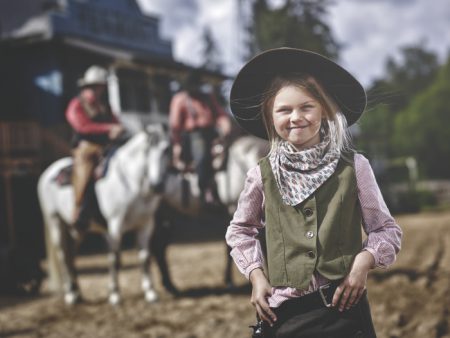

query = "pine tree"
[202,26,222,72]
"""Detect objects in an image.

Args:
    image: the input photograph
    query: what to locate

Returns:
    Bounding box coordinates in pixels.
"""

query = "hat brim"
[229,48,367,139]
[77,79,107,87]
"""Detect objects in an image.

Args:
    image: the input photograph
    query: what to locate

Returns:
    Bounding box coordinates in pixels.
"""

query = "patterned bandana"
[269,134,341,206]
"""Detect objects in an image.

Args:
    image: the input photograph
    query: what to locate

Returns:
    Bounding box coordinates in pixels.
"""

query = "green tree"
[369,45,439,113]
[393,56,450,178]
[357,104,392,158]
[357,45,439,160]
[248,0,339,59]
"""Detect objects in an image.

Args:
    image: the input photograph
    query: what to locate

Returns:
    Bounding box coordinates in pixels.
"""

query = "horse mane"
[100,131,148,189]
[117,132,147,158]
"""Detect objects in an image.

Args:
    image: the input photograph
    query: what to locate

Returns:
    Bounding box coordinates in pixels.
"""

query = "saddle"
[53,161,109,231]
[172,137,228,209]
[53,152,113,187]
[54,165,74,186]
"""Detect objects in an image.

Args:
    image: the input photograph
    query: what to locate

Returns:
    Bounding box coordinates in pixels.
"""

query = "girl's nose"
[290,109,303,122]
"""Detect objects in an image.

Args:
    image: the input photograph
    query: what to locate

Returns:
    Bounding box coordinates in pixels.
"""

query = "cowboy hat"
[77,65,108,87]
[229,48,367,139]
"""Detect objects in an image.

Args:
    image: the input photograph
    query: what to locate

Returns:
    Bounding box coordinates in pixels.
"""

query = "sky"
[136,0,450,87]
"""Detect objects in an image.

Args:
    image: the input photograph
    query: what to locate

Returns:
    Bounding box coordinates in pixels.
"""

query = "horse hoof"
[64,292,82,305]
[145,290,158,303]
[109,292,121,305]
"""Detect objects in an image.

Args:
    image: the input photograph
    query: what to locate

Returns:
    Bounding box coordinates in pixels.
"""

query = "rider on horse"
[65,65,124,237]
[169,70,231,207]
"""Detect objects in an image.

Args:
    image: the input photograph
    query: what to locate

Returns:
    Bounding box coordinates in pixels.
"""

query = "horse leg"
[137,223,158,303]
[51,217,81,305]
[151,212,178,296]
[106,232,122,305]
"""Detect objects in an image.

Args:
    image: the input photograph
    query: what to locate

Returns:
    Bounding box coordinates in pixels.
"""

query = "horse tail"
[37,158,72,293]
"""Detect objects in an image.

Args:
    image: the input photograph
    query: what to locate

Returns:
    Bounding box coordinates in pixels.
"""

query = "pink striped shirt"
[225,153,402,308]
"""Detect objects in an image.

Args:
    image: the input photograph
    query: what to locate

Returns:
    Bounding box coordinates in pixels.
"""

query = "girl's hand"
[249,268,277,326]
[332,251,375,312]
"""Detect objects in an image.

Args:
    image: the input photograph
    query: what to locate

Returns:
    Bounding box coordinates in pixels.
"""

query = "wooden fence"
[0,121,42,248]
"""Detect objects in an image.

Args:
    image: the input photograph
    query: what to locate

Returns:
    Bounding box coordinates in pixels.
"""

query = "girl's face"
[272,85,323,150]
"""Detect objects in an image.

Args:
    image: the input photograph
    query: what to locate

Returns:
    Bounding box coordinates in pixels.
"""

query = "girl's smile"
[272,85,323,150]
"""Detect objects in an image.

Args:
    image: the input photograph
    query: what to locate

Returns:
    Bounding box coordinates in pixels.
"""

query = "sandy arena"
[0,211,449,338]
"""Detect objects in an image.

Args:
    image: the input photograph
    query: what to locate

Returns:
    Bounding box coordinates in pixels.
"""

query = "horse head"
[143,123,170,193]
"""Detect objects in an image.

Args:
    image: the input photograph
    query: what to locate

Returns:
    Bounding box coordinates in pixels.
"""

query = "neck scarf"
[269,134,341,206]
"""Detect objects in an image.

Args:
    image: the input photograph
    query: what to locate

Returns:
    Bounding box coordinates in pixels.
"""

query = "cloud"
[137,0,238,70]
[137,0,450,87]
[328,0,450,85]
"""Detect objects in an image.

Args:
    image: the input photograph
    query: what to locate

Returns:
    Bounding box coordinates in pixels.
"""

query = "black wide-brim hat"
[229,48,367,139]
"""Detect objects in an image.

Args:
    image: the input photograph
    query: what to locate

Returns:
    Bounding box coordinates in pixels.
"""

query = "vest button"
[305,230,314,239]
[304,208,313,217]
[307,251,315,258]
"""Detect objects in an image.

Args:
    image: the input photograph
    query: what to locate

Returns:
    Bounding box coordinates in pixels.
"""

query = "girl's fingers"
[332,284,344,307]
[255,304,269,324]
[345,288,360,310]
[261,300,277,324]
[266,307,277,323]
[333,278,367,311]
[338,287,352,311]
[256,303,275,326]
[342,286,366,310]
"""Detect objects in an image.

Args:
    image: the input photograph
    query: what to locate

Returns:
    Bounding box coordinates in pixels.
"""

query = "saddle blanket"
[53,160,108,186]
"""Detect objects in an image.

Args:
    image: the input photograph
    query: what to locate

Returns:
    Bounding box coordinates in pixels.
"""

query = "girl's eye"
[275,108,290,114]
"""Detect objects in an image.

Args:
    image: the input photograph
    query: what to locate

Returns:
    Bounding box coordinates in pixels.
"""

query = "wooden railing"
[0,122,42,176]
[0,122,43,246]
[0,121,41,156]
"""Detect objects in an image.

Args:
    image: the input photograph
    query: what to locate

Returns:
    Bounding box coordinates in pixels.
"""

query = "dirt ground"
[1,211,449,338]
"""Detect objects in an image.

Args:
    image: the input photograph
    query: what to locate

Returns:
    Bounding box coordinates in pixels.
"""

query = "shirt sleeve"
[65,98,118,134]
[355,154,403,268]
[225,165,266,279]
[209,93,227,118]
[168,93,185,144]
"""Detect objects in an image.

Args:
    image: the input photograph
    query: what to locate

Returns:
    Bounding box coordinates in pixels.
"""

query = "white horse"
[217,135,270,214]
[155,135,269,288]
[162,135,269,214]
[38,125,170,305]
[218,135,269,285]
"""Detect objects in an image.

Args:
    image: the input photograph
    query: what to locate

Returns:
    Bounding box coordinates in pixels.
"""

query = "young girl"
[225,48,402,338]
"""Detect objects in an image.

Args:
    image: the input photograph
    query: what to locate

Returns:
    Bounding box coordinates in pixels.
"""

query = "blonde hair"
[261,73,353,154]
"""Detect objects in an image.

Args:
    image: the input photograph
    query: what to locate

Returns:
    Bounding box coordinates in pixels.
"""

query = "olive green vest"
[259,153,362,289]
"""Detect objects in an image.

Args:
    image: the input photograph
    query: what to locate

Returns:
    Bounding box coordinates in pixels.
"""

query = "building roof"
[0,0,172,59]
[0,0,230,81]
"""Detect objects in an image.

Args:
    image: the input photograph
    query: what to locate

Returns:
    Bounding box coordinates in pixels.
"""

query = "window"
[117,68,151,113]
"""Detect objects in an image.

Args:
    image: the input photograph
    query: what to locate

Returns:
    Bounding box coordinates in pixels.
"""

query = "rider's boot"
[70,180,94,240]
[70,201,89,241]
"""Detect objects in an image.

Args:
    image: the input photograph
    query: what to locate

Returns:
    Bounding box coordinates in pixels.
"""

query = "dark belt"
[274,280,340,321]
[257,281,342,337]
